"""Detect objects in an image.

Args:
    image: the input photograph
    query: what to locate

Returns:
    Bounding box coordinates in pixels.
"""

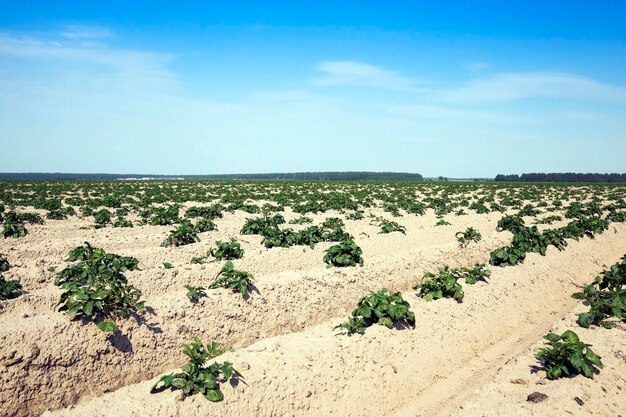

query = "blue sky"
[1,1,625,177]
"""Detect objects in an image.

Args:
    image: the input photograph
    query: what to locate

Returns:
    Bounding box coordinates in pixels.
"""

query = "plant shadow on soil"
[133,305,163,334]
[76,305,162,353]
[530,359,546,376]
[333,319,414,337]
[108,332,133,353]
[392,319,415,331]
[242,283,261,301]
[529,359,599,379]
[228,372,246,388]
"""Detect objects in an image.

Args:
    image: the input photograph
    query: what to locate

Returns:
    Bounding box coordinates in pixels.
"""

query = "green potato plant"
[496,215,526,234]
[517,204,542,217]
[113,217,133,228]
[240,214,285,235]
[323,239,363,267]
[209,261,254,297]
[55,242,145,332]
[434,218,451,226]
[0,275,22,300]
[289,216,313,224]
[185,205,223,220]
[572,255,625,328]
[345,210,364,220]
[536,330,603,380]
[455,227,482,247]
[93,209,112,226]
[209,238,244,261]
[534,215,562,225]
[559,216,609,240]
[260,226,300,248]
[185,284,207,303]
[144,205,181,226]
[373,217,407,234]
[606,210,626,223]
[162,221,200,247]
[151,337,244,402]
[0,253,9,272]
[194,218,217,232]
[415,266,464,302]
[491,212,609,267]
[1,212,28,238]
[458,263,491,284]
[335,288,415,335]
[17,212,44,224]
[0,257,21,300]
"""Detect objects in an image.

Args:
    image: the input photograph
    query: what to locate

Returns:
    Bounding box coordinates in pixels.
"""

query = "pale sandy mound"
[36,224,626,417]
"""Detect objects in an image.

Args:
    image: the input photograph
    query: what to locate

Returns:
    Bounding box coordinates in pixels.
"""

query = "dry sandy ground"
[0,209,624,417]
[448,305,625,417]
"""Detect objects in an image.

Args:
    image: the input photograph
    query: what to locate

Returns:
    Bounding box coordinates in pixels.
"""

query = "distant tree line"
[220,172,423,181]
[0,173,175,180]
[0,171,423,181]
[495,173,626,183]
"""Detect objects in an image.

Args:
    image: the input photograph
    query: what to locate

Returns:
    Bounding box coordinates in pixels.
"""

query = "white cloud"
[60,25,113,40]
[558,110,607,121]
[312,60,418,90]
[465,61,489,71]
[386,104,535,124]
[0,32,177,91]
[439,72,626,103]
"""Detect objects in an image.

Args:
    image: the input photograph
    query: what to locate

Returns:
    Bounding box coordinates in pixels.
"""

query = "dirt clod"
[526,392,548,403]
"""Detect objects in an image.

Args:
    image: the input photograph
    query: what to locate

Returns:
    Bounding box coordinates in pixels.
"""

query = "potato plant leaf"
[535,330,603,380]
[96,320,117,333]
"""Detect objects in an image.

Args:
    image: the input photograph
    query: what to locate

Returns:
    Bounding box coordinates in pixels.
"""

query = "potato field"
[0,180,624,417]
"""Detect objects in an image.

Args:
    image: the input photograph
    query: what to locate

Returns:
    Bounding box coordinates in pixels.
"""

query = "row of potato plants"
[0,252,21,300]
[334,208,625,385]
[2,180,625,229]
[535,255,625,380]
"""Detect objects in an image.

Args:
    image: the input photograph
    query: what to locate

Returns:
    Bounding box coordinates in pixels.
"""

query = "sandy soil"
[1,207,624,417]
[448,305,626,417]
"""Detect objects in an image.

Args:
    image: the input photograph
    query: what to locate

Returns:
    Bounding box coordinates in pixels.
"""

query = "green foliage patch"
[55,242,144,332]
[414,263,490,302]
[434,218,450,226]
[113,217,133,228]
[209,261,254,297]
[0,275,22,300]
[415,266,465,302]
[572,255,625,328]
[536,330,603,380]
[240,214,285,235]
[490,214,607,267]
[455,227,482,247]
[335,288,415,335]
[93,209,112,226]
[162,221,200,247]
[209,239,244,261]
[0,253,9,272]
[289,216,313,225]
[185,284,207,303]
[151,337,243,402]
[1,212,28,238]
[372,217,407,234]
[323,240,363,267]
